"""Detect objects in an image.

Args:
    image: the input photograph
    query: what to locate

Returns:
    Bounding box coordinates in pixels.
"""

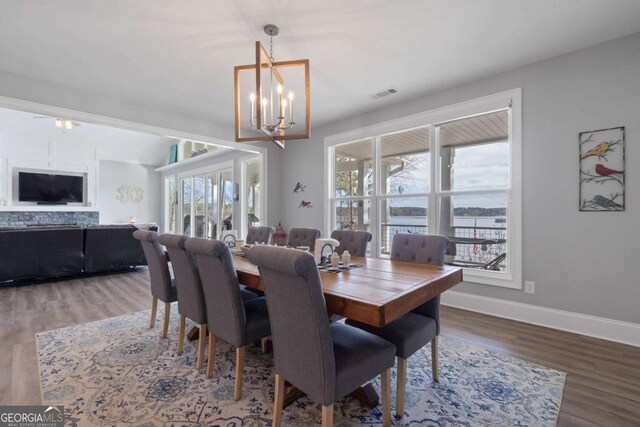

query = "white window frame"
[163,175,176,233]
[324,88,522,289]
[240,155,265,240]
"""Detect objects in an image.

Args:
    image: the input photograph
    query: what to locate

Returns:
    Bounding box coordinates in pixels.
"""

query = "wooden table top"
[233,255,463,328]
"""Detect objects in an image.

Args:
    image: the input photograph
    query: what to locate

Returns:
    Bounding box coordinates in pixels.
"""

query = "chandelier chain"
[269,35,274,62]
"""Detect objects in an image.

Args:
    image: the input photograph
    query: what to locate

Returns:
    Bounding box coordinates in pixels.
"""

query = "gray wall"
[280,32,640,324]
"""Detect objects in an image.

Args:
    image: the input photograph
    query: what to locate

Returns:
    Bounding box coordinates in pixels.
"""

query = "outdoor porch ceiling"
[335,110,508,161]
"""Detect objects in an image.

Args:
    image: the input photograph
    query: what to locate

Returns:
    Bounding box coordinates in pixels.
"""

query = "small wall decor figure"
[299,200,313,208]
[579,126,624,211]
[293,182,306,193]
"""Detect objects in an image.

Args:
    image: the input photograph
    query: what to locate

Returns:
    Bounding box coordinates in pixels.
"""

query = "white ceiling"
[1,1,639,130]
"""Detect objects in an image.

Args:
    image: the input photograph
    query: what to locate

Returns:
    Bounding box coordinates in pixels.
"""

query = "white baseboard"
[441,290,640,348]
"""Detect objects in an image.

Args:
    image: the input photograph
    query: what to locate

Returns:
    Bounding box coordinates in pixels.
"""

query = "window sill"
[460,268,522,289]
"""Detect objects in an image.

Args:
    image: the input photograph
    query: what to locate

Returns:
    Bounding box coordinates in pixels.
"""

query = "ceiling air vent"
[372,88,398,99]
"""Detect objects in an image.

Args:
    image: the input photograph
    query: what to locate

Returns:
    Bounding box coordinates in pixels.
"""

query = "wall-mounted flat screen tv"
[18,172,84,204]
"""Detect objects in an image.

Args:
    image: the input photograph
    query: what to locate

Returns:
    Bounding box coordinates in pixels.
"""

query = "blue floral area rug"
[36,305,565,426]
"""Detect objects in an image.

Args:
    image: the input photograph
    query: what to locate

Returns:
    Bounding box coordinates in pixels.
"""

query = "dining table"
[232,253,463,408]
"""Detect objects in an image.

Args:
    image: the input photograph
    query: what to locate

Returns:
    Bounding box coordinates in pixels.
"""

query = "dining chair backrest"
[390,233,448,333]
[287,227,321,251]
[331,229,372,256]
[158,233,206,324]
[246,225,276,245]
[390,233,449,265]
[248,245,336,405]
[185,238,247,346]
[133,229,173,302]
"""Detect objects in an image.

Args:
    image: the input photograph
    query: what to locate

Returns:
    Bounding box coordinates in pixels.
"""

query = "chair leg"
[431,336,439,383]
[272,373,285,427]
[233,346,245,401]
[162,303,171,338]
[177,314,186,353]
[206,332,217,378]
[381,368,391,427]
[321,404,334,427]
[196,323,207,369]
[396,357,407,418]
[149,296,158,328]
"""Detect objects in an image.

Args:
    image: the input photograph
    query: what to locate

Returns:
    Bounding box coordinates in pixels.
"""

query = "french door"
[179,167,233,238]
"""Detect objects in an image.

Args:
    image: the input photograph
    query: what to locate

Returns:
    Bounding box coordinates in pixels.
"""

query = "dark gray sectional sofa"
[0,224,156,284]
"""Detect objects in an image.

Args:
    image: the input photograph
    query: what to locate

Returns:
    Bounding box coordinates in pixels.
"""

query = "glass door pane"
[206,174,218,239]
[220,170,233,232]
[181,178,192,235]
[165,177,176,233]
[193,176,206,237]
[245,161,260,226]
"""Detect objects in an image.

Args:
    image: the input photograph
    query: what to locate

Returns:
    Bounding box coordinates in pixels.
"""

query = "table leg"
[282,381,305,408]
[187,325,206,341]
[349,383,380,409]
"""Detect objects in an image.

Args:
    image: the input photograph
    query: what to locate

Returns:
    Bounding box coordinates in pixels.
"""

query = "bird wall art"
[579,127,625,211]
[293,182,306,193]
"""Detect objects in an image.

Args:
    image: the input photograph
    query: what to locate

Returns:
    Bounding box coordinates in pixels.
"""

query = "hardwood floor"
[1,270,639,426]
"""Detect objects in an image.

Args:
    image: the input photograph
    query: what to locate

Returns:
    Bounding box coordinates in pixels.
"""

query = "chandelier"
[234,24,310,149]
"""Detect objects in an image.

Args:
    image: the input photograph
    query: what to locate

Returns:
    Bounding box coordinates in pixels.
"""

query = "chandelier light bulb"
[288,91,294,101]
[249,92,256,102]
[64,120,73,130]
[55,118,63,128]
[277,84,283,94]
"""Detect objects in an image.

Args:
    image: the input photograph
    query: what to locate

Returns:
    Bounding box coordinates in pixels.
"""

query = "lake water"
[388,216,505,228]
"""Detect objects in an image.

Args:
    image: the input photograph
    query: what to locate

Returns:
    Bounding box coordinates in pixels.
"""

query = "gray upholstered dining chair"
[246,225,276,245]
[287,227,321,251]
[248,246,396,427]
[346,233,448,418]
[133,229,177,338]
[158,233,208,369]
[185,238,271,401]
[331,229,373,257]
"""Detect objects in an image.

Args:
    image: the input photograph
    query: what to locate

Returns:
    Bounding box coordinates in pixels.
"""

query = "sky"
[390,141,509,209]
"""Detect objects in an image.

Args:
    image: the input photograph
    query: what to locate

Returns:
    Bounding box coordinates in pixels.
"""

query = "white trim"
[442,291,640,348]
[155,148,234,172]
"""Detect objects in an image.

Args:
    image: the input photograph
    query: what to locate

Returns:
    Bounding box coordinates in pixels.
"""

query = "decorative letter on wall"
[579,126,625,211]
[116,185,144,204]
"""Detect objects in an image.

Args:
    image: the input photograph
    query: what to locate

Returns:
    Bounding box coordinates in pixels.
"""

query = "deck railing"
[334,221,507,270]
[380,223,507,269]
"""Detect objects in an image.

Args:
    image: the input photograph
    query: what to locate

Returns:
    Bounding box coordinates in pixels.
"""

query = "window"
[326,89,522,288]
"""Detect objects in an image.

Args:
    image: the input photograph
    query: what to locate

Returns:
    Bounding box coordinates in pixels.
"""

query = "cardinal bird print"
[299,200,313,208]
[579,127,625,211]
